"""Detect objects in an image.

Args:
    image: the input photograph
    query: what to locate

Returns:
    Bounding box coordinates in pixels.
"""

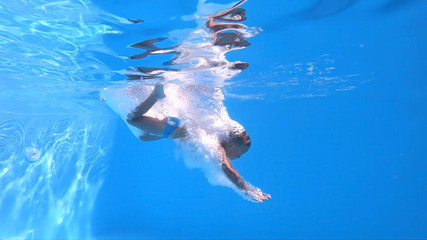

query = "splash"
[101,83,252,197]
[101,0,269,202]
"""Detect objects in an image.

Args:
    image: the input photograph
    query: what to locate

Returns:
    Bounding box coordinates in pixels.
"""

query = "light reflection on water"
[0,112,114,239]
[0,0,131,113]
[0,0,120,238]
[109,0,368,101]
[122,0,258,87]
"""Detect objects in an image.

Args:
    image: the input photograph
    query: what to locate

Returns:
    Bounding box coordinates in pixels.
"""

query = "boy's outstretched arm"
[218,145,271,203]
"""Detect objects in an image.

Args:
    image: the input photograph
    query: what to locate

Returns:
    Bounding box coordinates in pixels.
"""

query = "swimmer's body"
[126,84,271,203]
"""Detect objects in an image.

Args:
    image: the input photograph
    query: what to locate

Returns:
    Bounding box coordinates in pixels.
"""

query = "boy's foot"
[153,83,166,99]
[230,61,249,70]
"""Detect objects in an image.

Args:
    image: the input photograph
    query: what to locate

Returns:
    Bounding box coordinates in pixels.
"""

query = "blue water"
[1,0,426,239]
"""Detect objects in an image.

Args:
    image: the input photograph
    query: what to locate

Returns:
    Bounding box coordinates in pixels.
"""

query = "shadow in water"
[375,0,421,13]
[299,0,359,19]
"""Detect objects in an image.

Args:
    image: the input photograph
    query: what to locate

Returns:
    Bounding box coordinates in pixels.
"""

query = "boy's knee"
[126,116,138,125]
[127,112,138,123]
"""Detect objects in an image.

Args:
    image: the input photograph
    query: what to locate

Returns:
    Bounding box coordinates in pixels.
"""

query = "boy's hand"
[243,185,271,203]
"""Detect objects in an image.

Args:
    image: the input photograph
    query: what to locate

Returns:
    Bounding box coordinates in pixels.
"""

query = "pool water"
[0,0,426,239]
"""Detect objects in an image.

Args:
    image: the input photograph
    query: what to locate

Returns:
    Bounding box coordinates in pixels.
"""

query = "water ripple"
[0,114,25,162]
[0,112,114,239]
[0,0,130,112]
[123,0,258,86]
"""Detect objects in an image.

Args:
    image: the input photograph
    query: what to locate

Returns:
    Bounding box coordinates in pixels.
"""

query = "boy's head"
[221,130,251,160]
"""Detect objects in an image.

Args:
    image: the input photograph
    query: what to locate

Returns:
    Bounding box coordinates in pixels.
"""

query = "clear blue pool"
[1,0,426,239]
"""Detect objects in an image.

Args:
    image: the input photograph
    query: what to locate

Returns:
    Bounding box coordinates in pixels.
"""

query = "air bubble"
[25,147,41,162]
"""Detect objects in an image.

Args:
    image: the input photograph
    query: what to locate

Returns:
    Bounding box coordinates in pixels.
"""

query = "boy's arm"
[218,144,271,203]
[219,146,246,190]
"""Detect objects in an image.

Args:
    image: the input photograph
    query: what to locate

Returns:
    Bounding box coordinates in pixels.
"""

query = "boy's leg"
[126,83,167,136]
[127,84,165,121]
[127,116,166,135]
